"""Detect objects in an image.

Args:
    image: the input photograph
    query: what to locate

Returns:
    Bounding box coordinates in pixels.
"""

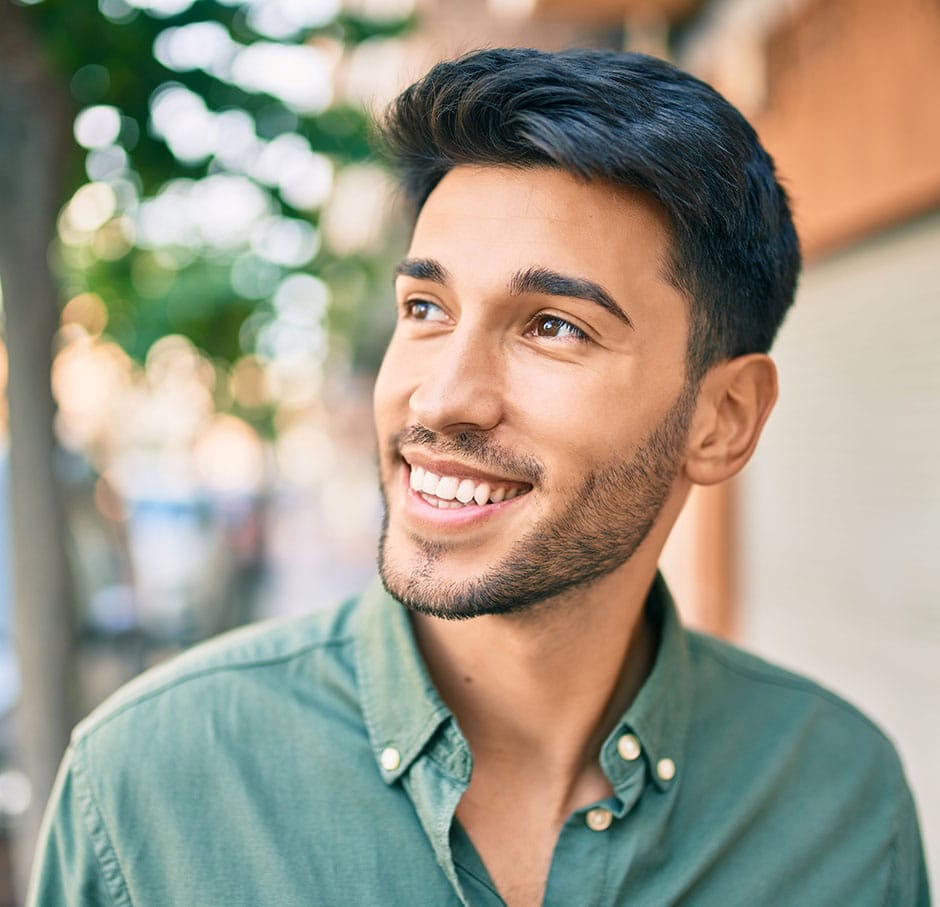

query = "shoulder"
[31,593,412,906]
[72,594,363,750]
[670,632,929,904]
[687,630,895,742]
[687,631,887,729]
[684,629,907,793]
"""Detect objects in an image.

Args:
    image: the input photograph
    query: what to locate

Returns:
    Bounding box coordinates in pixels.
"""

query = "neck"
[411,558,659,793]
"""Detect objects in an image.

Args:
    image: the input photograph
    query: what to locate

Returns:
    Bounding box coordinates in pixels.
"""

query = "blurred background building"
[0,0,937,901]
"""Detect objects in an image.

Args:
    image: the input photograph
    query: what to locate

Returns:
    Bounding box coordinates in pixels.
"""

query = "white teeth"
[436,476,459,500]
[473,483,491,506]
[456,478,476,504]
[422,497,461,509]
[408,464,526,506]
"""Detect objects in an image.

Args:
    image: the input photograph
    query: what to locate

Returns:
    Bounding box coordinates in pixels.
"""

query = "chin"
[377,525,617,621]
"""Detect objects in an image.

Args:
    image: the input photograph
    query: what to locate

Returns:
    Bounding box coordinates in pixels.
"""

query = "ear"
[684,354,778,486]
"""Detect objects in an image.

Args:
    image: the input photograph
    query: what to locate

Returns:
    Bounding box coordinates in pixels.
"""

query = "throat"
[411,572,658,783]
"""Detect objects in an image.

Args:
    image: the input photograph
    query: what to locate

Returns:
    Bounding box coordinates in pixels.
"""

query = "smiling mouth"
[407,462,532,509]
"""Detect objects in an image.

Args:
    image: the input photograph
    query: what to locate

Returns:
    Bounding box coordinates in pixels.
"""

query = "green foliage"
[21,0,413,404]
[78,251,257,362]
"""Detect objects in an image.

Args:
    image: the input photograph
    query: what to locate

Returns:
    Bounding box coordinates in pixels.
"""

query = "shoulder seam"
[72,740,134,907]
[77,634,353,742]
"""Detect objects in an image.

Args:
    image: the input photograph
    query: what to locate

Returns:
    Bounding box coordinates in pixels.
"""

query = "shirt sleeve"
[26,742,128,907]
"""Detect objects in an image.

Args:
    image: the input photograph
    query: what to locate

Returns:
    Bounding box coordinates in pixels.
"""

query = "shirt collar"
[355,572,692,795]
[600,572,693,795]
[354,578,455,785]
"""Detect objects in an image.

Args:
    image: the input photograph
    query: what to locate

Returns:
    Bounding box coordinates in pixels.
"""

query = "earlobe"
[684,354,778,486]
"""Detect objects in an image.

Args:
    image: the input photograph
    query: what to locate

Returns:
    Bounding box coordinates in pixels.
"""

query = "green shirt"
[29,575,930,906]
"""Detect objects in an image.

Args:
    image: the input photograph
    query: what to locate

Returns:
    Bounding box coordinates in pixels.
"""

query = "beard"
[378,382,697,620]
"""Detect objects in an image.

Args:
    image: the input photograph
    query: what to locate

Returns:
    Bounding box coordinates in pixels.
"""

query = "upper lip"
[400,451,533,488]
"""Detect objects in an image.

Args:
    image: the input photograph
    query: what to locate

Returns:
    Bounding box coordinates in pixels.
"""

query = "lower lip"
[398,462,528,528]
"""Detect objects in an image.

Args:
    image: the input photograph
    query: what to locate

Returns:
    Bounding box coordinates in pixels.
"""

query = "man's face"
[374,165,694,618]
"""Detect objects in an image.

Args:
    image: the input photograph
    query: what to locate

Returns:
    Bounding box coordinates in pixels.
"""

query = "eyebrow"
[509,266,633,328]
[394,257,451,284]
[394,257,633,329]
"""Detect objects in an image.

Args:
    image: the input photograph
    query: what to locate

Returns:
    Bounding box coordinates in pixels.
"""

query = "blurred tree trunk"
[0,1,78,895]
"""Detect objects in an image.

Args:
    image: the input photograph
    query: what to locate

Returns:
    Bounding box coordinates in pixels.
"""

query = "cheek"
[511,369,623,456]
[516,368,658,473]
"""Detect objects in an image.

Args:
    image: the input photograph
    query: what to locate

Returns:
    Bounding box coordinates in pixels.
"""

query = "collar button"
[585,807,613,832]
[616,733,641,762]
[380,746,401,772]
[656,757,676,782]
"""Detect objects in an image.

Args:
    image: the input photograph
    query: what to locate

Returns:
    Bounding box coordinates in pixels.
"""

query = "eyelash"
[401,299,589,344]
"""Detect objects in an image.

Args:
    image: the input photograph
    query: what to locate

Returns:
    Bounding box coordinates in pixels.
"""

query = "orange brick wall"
[753,0,940,258]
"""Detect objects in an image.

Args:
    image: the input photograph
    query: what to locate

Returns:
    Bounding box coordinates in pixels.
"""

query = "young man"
[30,49,929,906]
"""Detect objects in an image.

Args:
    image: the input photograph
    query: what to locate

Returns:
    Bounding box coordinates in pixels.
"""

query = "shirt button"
[657,757,676,782]
[585,807,613,832]
[617,733,641,762]
[380,747,401,772]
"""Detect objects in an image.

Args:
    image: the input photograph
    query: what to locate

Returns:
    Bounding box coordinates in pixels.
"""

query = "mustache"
[392,424,544,484]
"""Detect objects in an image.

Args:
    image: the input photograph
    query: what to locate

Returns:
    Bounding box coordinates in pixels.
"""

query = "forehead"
[412,165,671,256]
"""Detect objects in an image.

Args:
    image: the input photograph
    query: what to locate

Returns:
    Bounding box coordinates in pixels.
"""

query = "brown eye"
[529,315,588,342]
[404,299,446,322]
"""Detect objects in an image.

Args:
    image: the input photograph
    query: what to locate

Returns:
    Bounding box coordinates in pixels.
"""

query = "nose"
[408,325,504,434]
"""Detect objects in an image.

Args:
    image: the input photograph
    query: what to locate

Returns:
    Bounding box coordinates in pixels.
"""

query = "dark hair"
[380,47,801,380]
